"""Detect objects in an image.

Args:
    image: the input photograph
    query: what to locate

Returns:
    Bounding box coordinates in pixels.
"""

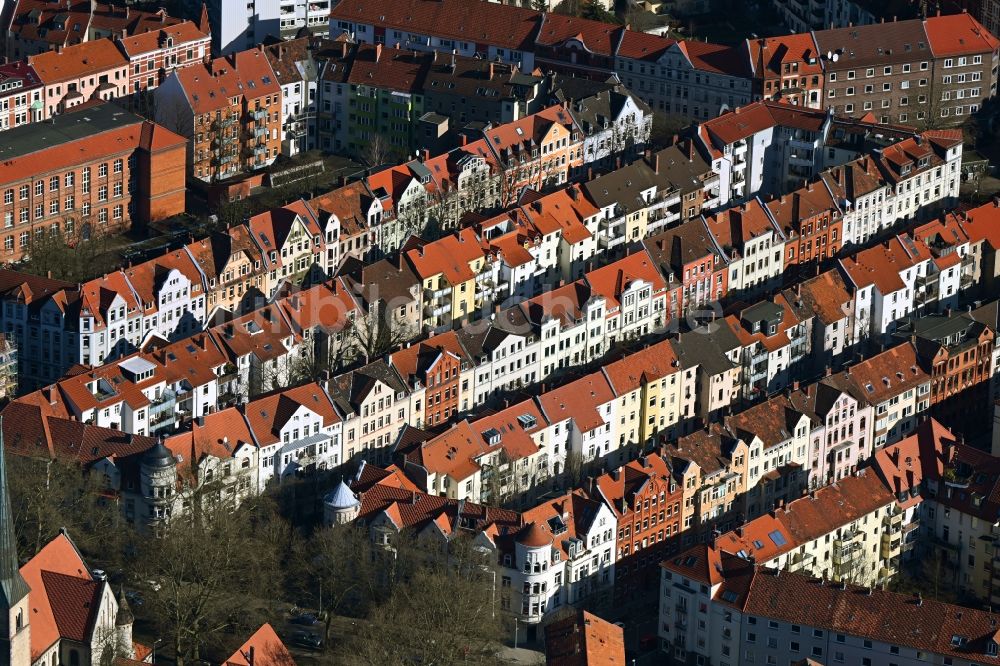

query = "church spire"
[0,422,29,609]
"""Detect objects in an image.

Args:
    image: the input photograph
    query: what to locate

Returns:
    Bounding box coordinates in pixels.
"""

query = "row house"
[613,32,753,122]
[184,226,268,317]
[642,221,728,321]
[0,102,186,263]
[0,61,43,131]
[562,83,652,175]
[584,249,668,345]
[839,235,935,343]
[404,228,487,331]
[872,419,1000,606]
[714,469,903,587]
[869,130,963,225]
[274,279,359,375]
[765,180,843,268]
[898,309,996,433]
[327,360,414,464]
[520,281,608,379]
[910,213,975,307]
[788,375,873,487]
[600,339,698,457]
[663,426,750,545]
[723,395,812,519]
[590,453,684,600]
[780,269,855,371]
[262,36,319,156]
[155,46,282,182]
[162,407,259,505]
[309,180,375,266]
[836,341,932,447]
[720,292,814,398]
[819,155,889,247]
[704,199,785,300]
[693,101,833,208]
[3,0,188,59]
[483,104,583,206]
[746,33,825,108]
[337,257,422,337]
[209,304,304,397]
[116,19,210,94]
[248,200,328,296]
[457,316,540,405]
[582,157,681,259]
[537,372,616,475]
[388,331,471,429]
[0,271,79,390]
[243,381,343,487]
[501,492,616,644]
[29,39,128,117]
[659,547,1000,666]
[671,326,742,424]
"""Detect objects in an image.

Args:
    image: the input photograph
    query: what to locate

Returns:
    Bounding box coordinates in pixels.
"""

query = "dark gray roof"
[0,102,142,164]
[0,429,30,609]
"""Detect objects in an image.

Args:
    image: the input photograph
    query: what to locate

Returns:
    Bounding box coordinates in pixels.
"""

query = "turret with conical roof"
[0,421,31,666]
[323,479,361,526]
[140,439,177,533]
[115,588,135,660]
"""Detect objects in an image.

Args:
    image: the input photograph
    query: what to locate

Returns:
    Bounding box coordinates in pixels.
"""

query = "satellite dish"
[826,50,833,60]
[832,53,840,62]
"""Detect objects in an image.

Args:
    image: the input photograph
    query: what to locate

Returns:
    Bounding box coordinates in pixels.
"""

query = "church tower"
[0,428,30,666]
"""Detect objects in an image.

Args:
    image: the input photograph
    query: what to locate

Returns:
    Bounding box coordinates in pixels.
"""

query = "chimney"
[375,43,382,62]
[460,134,468,147]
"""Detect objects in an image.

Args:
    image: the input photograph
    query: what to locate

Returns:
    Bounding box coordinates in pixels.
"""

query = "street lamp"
[152,638,162,665]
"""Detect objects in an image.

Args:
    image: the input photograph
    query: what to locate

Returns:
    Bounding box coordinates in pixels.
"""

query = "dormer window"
[989,641,998,656]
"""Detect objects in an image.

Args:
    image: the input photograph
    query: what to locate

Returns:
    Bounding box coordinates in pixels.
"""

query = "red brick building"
[154,47,282,183]
[0,102,186,261]
[390,331,468,428]
[591,453,682,599]
[765,179,843,270]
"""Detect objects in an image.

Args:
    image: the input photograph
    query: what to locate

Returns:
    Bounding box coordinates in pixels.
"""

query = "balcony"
[248,109,267,122]
[832,541,863,565]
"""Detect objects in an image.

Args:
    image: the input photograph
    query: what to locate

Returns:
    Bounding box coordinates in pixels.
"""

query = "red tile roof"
[28,38,127,83]
[923,12,1000,57]
[225,623,295,666]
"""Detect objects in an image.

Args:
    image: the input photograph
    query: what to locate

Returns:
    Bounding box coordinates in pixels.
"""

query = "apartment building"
[765,180,843,267]
[2,0,189,59]
[820,155,890,247]
[591,453,684,600]
[405,228,487,331]
[155,47,281,182]
[658,552,1000,666]
[815,14,998,126]
[116,19,211,94]
[327,360,412,463]
[704,199,786,300]
[643,222,728,321]
[0,61,43,131]
[0,103,185,263]
[204,0,329,55]
[28,39,129,118]
[747,34,825,108]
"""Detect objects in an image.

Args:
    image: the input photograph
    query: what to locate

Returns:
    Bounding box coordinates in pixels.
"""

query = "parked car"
[290,613,318,626]
[124,590,144,607]
[291,631,323,650]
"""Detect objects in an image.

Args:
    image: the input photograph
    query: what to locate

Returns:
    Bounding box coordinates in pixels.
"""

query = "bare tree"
[362,132,397,169]
[351,304,414,363]
[136,495,284,666]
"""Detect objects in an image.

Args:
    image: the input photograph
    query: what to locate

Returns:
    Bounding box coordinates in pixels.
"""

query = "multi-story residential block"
[898,310,995,432]
[765,180,843,268]
[704,199,786,300]
[389,332,469,428]
[116,19,211,94]
[405,228,486,331]
[816,14,999,126]
[184,227,268,316]
[820,155,890,247]
[155,47,281,182]
[614,32,753,121]
[29,39,128,117]
[565,83,652,175]
[643,221,728,321]
[591,453,683,600]
[203,0,329,55]
[329,0,539,71]
[249,200,327,297]
[0,61,43,131]
[262,36,319,156]
[503,492,616,644]
[747,34,825,108]
[0,103,185,263]
[243,381,343,487]
[790,374,873,486]
[2,0,189,59]
[838,341,932,446]
[657,542,1000,666]
[326,360,411,463]
[781,269,855,370]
